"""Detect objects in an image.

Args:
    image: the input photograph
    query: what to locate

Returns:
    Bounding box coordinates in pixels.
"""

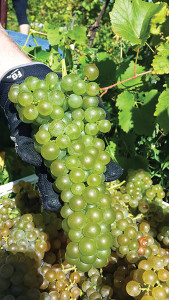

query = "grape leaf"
[109,0,163,45]
[150,3,167,35]
[152,43,169,74]
[154,89,169,133]
[133,90,158,136]
[116,91,135,132]
[47,28,61,45]
[67,26,87,44]
[116,61,145,90]
[96,52,116,87]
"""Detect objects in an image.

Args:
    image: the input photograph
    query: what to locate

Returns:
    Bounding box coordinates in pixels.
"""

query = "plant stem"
[88,0,110,48]
[134,47,140,75]
[100,70,152,91]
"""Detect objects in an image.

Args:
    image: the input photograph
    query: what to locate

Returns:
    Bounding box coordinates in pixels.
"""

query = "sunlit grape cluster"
[8,64,115,271]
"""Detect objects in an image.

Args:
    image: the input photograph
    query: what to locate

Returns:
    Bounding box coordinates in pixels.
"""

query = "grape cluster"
[8,64,115,271]
[0,252,43,299]
[13,181,41,214]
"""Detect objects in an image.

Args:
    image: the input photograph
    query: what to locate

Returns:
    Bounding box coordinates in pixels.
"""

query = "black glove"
[0,63,123,211]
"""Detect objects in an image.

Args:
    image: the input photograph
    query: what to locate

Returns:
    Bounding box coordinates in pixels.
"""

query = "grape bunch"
[8,64,115,272]
[0,252,43,299]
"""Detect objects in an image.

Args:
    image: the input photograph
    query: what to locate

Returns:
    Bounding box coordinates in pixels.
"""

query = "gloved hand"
[0,62,123,211]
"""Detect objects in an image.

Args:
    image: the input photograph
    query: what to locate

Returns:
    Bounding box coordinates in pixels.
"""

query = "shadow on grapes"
[0,251,43,299]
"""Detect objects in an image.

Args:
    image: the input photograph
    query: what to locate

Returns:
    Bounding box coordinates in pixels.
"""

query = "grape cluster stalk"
[8,64,115,272]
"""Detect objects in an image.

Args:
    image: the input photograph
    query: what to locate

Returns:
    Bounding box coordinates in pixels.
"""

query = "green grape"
[50,159,67,177]
[33,89,48,102]
[71,183,85,195]
[61,74,74,91]
[48,90,65,106]
[8,85,19,103]
[68,229,83,242]
[34,141,42,153]
[128,239,139,251]
[79,237,97,256]
[76,261,92,272]
[17,91,33,107]
[25,76,40,91]
[126,281,141,297]
[67,212,86,229]
[98,249,111,260]
[68,94,83,109]
[41,142,60,160]
[94,161,105,174]
[84,107,100,123]
[19,81,29,91]
[93,257,107,269]
[97,194,111,209]
[80,153,95,170]
[93,137,105,150]
[117,234,130,246]
[56,134,70,149]
[85,123,99,135]
[65,124,81,140]
[65,155,80,170]
[97,151,110,165]
[80,254,96,264]
[82,135,94,146]
[23,105,39,120]
[96,234,113,250]
[158,269,169,282]
[35,80,48,90]
[83,223,101,238]
[54,175,71,191]
[69,195,87,211]
[72,109,85,120]
[50,105,64,120]
[87,173,101,187]
[49,120,65,137]
[35,114,51,125]
[86,207,103,223]
[98,120,111,133]
[61,189,73,203]
[60,205,73,218]
[45,72,59,86]
[68,140,85,156]
[103,208,116,224]
[83,64,99,81]
[73,80,86,95]
[72,119,84,132]
[66,242,80,259]
[83,96,99,108]
[85,146,99,157]
[65,254,79,266]
[152,286,167,300]
[35,129,50,144]
[86,82,100,96]
[141,296,154,300]
[97,107,107,120]
[82,186,99,204]
[37,101,53,116]
[69,168,86,183]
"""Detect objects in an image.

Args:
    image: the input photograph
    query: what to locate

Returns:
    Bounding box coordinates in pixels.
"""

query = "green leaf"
[154,89,169,133]
[67,26,87,44]
[35,50,50,61]
[116,91,135,132]
[152,43,169,74]
[117,61,145,90]
[109,0,163,45]
[150,3,167,35]
[133,90,158,136]
[96,52,116,88]
[47,28,61,45]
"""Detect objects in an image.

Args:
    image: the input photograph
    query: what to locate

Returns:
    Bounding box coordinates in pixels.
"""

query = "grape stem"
[100,70,152,97]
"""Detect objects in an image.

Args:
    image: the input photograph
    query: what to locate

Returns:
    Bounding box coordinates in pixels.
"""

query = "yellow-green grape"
[126,281,141,297]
